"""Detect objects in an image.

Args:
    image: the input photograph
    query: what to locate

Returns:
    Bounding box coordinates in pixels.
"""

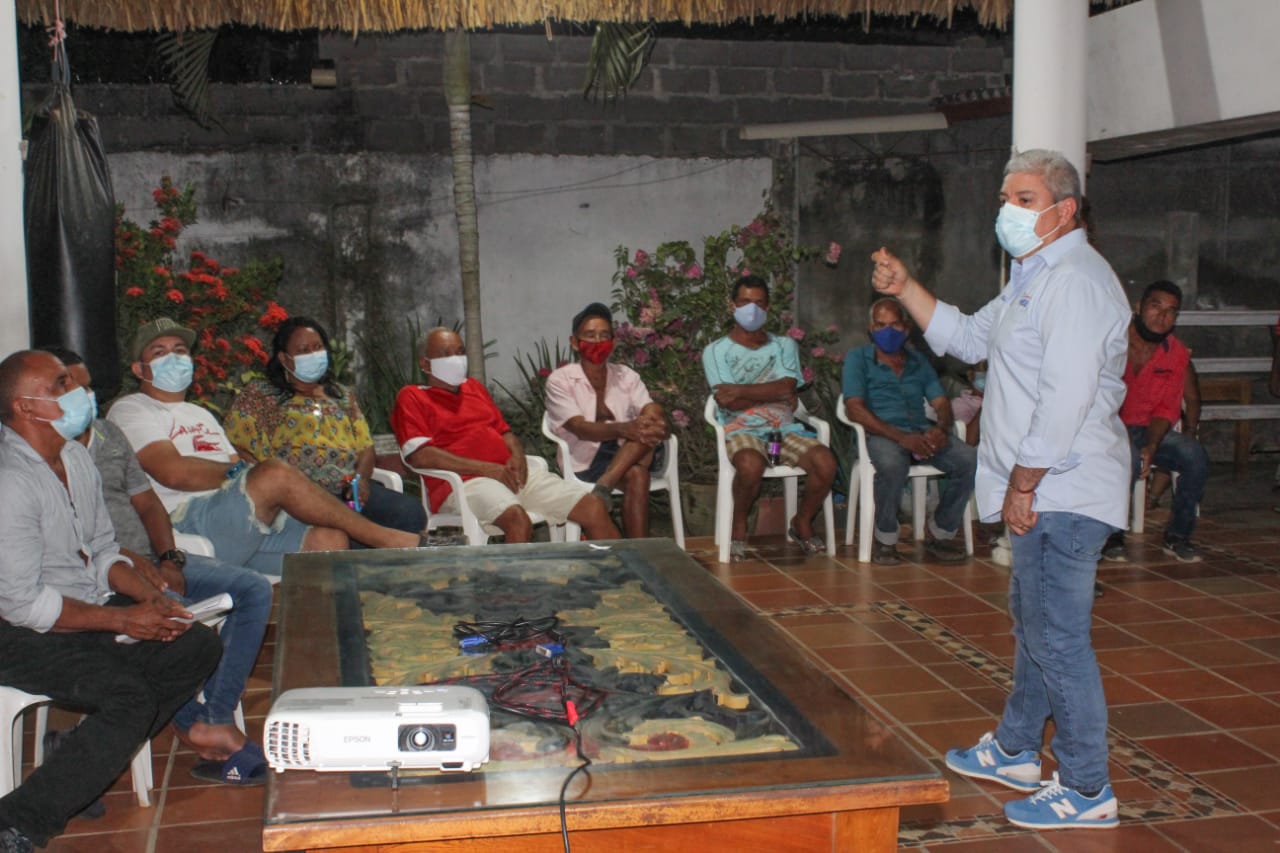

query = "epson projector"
[265,685,490,773]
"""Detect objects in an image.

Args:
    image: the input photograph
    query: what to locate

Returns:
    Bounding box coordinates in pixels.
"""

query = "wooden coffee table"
[262,540,947,852]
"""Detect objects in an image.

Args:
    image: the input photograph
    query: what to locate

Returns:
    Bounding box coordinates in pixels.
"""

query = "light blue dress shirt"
[0,428,128,632]
[923,228,1131,528]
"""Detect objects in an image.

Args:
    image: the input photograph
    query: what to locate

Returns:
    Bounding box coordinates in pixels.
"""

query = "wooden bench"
[1179,310,1280,468]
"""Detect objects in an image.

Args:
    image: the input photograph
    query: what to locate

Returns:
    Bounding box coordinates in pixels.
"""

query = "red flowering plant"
[610,210,846,485]
[114,176,286,413]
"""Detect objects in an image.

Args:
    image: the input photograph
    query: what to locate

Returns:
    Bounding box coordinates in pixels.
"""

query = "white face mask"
[994,200,1063,258]
[733,302,767,332]
[429,355,469,387]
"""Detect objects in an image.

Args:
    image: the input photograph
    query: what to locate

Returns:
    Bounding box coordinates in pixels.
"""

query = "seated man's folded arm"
[845,395,910,444]
[404,441,503,478]
[135,440,237,492]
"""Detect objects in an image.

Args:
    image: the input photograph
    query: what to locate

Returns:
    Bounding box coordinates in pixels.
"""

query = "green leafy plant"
[583,22,656,101]
[114,175,286,413]
[156,29,223,130]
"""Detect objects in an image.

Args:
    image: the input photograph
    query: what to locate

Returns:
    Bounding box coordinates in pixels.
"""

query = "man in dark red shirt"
[392,328,619,543]
[1103,281,1208,563]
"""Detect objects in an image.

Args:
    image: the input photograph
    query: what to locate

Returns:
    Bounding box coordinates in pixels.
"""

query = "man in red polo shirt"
[392,328,619,543]
[1102,281,1208,563]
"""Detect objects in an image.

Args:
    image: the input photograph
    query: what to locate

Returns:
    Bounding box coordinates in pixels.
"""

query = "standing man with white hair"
[871,149,1130,831]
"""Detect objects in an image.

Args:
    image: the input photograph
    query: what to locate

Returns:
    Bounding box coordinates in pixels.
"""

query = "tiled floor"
[24,463,1280,851]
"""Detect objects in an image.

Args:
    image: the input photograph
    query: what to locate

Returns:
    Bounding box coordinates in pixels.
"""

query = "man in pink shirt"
[545,303,669,538]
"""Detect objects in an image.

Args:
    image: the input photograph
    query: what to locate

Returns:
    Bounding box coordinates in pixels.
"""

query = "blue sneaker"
[1004,772,1118,830]
[944,731,1042,792]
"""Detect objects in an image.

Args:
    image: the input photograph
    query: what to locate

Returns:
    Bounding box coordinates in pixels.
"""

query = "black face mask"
[1132,311,1172,344]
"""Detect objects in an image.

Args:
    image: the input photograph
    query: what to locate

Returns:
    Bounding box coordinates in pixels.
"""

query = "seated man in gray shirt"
[0,350,220,853]
[48,347,273,787]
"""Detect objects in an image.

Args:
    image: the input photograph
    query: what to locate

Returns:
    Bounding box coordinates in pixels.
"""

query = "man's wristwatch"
[158,549,187,568]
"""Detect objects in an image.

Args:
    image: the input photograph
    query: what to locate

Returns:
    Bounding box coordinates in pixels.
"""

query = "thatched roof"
[17,0,1019,33]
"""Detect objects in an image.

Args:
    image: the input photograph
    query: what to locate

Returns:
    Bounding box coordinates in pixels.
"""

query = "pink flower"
[802,366,815,383]
[625,267,638,279]
[826,324,838,334]
[671,409,690,429]
[685,263,703,279]
[824,241,842,266]
[812,346,826,358]
[633,349,651,366]
[634,249,650,268]
[639,307,656,326]
[787,327,805,341]
[828,352,845,363]
[746,218,769,237]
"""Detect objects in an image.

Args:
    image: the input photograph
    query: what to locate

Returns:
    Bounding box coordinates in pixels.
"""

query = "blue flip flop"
[190,741,268,786]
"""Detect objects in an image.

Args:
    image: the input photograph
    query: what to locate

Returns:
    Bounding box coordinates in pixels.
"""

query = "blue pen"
[348,474,362,513]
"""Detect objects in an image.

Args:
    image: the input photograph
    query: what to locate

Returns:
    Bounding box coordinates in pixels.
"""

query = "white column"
[0,0,30,354]
[1011,0,1089,190]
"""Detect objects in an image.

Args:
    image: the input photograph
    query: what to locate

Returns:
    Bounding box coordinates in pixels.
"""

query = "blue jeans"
[350,481,427,548]
[170,554,273,731]
[864,433,976,544]
[997,511,1114,793]
[1126,425,1207,542]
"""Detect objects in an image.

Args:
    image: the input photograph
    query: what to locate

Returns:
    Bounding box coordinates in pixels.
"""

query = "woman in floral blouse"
[224,316,426,544]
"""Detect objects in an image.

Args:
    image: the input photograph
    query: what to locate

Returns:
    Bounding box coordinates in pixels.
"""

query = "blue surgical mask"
[870,326,909,354]
[148,352,194,393]
[994,201,1062,258]
[733,302,767,332]
[86,389,99,418]
[973,372,987,392]
[288,350,329,384]
[22,386,96,440]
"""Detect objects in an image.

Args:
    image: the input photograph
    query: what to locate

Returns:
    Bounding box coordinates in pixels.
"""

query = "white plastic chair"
[540,412,686,549]
[402,455,580,546]
[837,394,975,563]
[370,467,403,494]
[1,686,154,806]
[703,396,837,564]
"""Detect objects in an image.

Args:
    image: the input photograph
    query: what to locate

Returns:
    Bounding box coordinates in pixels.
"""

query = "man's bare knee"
[731,450,766,483]
[494,506,533,542]
[569,494,620,539]
[303,526,349,552]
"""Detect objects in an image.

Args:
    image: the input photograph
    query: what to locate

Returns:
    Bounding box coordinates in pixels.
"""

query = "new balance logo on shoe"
[1048,797,1077,820]
[944,732,1042,793]
[1004,773,1119,830]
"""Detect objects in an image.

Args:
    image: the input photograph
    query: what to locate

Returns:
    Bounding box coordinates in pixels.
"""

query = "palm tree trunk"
[444,28,484,382]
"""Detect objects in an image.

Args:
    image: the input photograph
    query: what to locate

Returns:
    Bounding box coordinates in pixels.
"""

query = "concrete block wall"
[35,32,1007,159]
[319,32,1006,159]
